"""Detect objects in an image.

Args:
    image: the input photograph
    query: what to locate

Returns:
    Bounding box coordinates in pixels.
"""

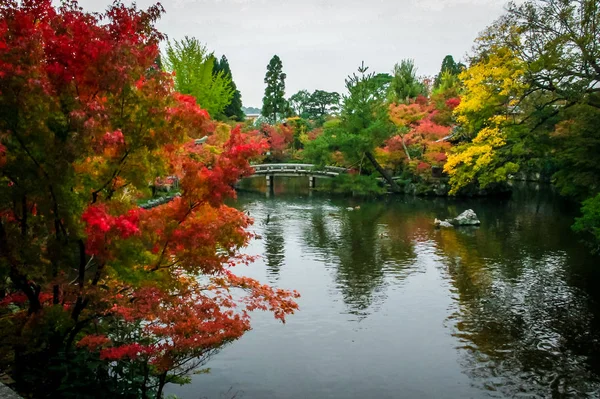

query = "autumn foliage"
[0,1,297,397]
[381,98,454,176]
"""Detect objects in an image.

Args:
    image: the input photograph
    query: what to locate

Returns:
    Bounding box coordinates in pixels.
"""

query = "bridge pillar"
[308,175,315,189]
[265,174,274,195]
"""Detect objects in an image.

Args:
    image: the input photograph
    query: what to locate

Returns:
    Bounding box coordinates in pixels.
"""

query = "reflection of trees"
[263,222,285,282]
[436,186,600,397]
[303,202,418,317]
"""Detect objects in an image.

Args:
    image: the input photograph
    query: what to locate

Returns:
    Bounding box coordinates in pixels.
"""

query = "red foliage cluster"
[0,292,53,307]
[0,1,299,393]
[386,95,459,174]
[0,143,5,167]
[76,334,112,352]
[417,161,431,173]
[261,124,294,160]
[82,205,141,256]
[414,119,452,140]
[445,97,461,110]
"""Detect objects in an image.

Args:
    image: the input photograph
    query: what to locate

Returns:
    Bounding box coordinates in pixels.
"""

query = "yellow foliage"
[454,47,526,132]
[444,123,517,194]
[444,46,525,194]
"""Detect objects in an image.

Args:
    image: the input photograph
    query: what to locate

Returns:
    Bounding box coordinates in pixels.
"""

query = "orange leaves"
[223,272,300,323]
[0,1,298,390]
[91,278,296,372]
[77,335,112,352]
[386,98,456,173]
[389,103,427,127]
[139,199,253,275]
[260,123,294,161]
[414,119,452,141]
[174,125,267,206]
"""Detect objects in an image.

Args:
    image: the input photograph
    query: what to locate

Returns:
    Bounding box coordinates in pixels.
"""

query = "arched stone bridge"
[248,163,348,188]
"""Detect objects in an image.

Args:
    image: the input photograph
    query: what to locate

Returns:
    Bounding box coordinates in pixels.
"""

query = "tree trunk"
[401,136,411,161]
[364,151,400,192]
[155,372,167,399]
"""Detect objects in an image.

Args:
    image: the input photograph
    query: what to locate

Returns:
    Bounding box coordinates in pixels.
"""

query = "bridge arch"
[246,163,348,189]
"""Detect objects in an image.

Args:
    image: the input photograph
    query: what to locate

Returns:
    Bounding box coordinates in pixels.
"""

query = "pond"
[167,178,600,399]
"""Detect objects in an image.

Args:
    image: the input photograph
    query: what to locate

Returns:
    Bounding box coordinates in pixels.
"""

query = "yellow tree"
[444,46,526,194]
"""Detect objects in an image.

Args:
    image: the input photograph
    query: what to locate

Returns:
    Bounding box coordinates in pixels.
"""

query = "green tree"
[433,55,464,88]
[262,55,290,123]
[551,101,600,199]
[213,55,244,121]
[501,0,600,108]
[164,36,234,117]
[389,59,426,103]
[306,90,341,119]
[469,0,600,247]
[289,89,311,117]
[573,192,600,253]
[304,63,400,191]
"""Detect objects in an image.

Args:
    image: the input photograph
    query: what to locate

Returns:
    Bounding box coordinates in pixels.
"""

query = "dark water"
[168,178,600,399]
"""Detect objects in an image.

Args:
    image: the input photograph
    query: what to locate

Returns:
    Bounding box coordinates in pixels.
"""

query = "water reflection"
[172,181,600,399]
[300,200,430,318]
[263,219,285,281]
[435,187,600,397]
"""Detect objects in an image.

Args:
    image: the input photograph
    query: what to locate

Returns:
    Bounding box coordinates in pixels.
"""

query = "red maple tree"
[0,1,298,397]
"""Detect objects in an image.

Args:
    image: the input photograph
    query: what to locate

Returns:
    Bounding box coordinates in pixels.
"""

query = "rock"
[434,218,453,228]
[346,207,354,211]
[451,209,480,226]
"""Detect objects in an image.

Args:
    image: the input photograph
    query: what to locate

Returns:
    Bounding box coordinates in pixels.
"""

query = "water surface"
[168,180,600,399]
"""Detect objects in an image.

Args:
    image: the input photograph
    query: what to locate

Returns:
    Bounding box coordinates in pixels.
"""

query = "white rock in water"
[346,207,354,211]
[434,218,453,228]
[452,209,480,226]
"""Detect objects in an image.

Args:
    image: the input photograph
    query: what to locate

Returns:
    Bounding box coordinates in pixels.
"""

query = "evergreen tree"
[433,55,463,89]
[262,55,290,123]
[389,59,426,103]
[213,55,244,121]
[303,62,400,191]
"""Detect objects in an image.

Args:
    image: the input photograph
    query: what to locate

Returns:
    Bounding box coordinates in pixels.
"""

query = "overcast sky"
[75,0,512,108]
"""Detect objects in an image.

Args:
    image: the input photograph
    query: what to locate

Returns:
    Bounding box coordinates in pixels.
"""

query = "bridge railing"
[250,164,347,176]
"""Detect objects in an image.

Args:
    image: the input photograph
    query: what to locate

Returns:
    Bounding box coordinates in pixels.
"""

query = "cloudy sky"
[76,0,512,108]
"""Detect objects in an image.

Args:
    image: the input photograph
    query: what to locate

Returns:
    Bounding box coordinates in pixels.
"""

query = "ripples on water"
[168,181,600,399]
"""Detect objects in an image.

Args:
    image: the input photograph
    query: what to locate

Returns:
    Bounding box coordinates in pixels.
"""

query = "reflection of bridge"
[248,163,348,189]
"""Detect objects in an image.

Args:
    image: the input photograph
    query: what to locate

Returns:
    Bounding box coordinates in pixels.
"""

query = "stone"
[451,209,480,226]
[434,218,453,228]
[0,382,21,399]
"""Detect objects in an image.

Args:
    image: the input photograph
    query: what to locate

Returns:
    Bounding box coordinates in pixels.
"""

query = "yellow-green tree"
[164,37,234,117]
[444,47,526,194]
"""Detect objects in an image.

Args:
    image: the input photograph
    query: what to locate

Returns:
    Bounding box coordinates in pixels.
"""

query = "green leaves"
[389,59,427,103]
[164,37,234,117]
[573,193,600,252]
[262,55,290,123]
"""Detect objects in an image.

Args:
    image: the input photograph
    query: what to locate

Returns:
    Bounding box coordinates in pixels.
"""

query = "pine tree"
[389,59,426,103]
[433,55,463,89]
[213,55,244,121]
[262,55,290,123]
